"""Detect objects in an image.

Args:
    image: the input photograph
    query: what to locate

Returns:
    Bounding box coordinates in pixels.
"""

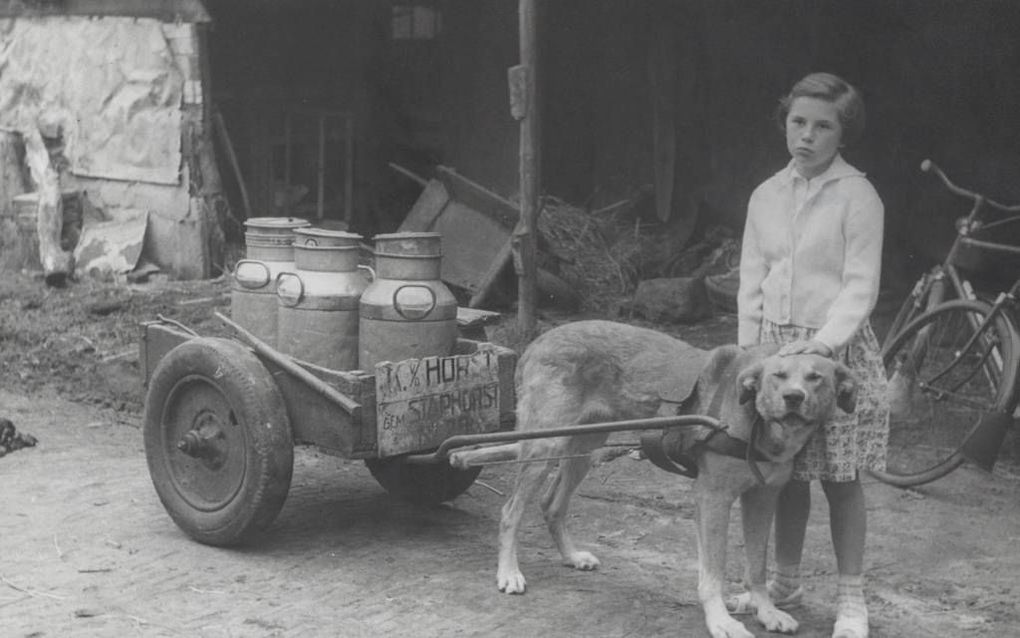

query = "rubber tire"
[144,337,293,546]
[872,299,1020,487]
[365,456,481,505]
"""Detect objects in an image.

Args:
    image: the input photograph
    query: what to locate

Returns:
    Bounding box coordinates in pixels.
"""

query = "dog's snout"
[782,388,806,406]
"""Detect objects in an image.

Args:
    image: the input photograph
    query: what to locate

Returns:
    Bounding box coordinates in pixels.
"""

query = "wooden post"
[317,113,326,220]
[513,0,540,337]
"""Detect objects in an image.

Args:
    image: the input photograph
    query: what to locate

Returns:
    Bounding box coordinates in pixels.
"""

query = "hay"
[536,197,740,316]
[538,197,656,313]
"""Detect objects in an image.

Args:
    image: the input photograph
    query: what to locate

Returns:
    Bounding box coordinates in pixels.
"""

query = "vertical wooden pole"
[317,113,326,220]
[514,0,540,336]
[284,111,292,203]
[345,113,354,227]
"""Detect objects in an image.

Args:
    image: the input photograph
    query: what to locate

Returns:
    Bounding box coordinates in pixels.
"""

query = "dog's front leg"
[695,471,755,638]
[741,482,798,634]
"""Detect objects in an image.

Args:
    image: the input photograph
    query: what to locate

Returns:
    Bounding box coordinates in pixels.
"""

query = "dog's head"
[736,353,857,462]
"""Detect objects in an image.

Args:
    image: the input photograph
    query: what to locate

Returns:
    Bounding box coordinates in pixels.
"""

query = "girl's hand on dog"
[778,339,832,358]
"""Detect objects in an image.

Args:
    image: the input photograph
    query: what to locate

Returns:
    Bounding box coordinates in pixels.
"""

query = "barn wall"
[0,17,210,278]
[199,1,1020,293]
[533,0,1020,290]
[434,0,520,198]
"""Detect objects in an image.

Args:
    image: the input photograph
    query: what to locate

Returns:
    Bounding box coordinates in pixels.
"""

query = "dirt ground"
[2,272,1020,638]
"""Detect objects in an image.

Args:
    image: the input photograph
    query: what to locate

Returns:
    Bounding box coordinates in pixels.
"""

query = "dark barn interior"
[203,0,1020,297]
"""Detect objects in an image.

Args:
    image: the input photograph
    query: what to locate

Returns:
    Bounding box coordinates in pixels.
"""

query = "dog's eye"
[804,372,822,382]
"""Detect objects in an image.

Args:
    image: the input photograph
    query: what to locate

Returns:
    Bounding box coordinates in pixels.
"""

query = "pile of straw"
[537,197,657,313]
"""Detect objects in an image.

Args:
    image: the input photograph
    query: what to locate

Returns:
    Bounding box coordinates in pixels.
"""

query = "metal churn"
[230,216,310,347]
[358,232,458,370]
[276,228,371,370]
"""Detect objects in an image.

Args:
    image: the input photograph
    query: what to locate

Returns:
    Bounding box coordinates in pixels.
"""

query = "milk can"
[276,228,370,370]
[358,232,458,370]
[230,217,309,347]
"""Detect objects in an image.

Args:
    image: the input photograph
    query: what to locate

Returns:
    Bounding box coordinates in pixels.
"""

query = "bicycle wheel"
[874,299,1020,487]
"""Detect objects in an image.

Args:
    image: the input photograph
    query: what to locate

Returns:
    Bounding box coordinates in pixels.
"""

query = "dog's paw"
[756,605,799,634]
[497,569,527,595]
[706,615,755,638]
[563,550,600,571]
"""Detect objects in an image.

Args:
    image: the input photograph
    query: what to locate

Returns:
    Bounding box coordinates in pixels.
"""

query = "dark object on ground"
[627,276,712,323]
[0,417,38,457]
[704,267,739,314]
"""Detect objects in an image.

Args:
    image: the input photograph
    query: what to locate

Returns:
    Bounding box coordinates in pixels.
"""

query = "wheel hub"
[176,412,227,469]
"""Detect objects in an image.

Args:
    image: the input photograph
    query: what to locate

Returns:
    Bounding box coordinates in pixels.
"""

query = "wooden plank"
[469,238,513,307]
[430,200,508,292]
[375,350,504,457]
[398,179,449,232]
[436,166,519,229]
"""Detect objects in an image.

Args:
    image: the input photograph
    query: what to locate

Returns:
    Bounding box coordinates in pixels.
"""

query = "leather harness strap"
[641,376,772,482]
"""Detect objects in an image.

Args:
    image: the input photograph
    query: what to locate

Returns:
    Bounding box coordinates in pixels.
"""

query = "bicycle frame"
[886,160,1020,357]
[884,161,1020,421]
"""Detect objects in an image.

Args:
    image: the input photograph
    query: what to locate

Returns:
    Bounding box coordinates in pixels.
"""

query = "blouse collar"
[776,154,864,187]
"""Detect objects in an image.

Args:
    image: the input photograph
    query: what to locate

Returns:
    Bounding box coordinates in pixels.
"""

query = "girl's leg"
[820,476,865,574]
[821,476,869,638]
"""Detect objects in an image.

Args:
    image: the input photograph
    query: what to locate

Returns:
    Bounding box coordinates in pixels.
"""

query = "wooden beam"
[514,0,540,337]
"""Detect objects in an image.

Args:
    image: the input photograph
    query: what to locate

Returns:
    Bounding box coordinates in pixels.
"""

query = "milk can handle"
[393,284,436,319]
[358,264,375,281]
[233,259,271,290]
[275,271,305,307]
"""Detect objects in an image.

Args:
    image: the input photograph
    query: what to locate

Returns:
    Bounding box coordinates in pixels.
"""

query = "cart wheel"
[365,456,481,505]
[144,337,293,546]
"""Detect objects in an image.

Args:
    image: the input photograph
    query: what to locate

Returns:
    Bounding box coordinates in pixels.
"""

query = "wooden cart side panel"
[142,321,378,458]
[497,349,517,430]
[139,321,193,386]
[452,338,517,431]
[264,361,377,458]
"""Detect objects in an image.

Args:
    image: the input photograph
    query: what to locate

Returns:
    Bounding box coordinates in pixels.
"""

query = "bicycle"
[875,159,1020,487]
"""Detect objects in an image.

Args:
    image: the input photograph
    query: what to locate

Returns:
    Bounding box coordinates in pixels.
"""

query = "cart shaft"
[403,414,723,464]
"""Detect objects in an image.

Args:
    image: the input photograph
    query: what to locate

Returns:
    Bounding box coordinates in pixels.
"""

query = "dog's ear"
[737,361,764,404]
[834,362,858,413]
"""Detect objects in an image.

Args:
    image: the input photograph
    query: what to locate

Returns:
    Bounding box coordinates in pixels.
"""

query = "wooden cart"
[140,314,719,547]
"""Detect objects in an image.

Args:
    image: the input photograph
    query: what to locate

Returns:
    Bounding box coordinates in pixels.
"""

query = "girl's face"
[785,96,844,179]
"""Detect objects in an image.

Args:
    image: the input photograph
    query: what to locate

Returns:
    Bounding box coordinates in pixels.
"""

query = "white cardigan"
[737,155,884,351]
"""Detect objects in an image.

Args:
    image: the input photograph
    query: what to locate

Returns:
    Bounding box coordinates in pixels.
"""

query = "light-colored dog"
[449,320,855,638]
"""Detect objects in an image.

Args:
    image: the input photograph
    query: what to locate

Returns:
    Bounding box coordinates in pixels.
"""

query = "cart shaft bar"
[213,311,362,418]
[403,414,722,465]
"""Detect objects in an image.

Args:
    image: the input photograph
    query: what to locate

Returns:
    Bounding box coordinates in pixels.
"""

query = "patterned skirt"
[759,320,889,482]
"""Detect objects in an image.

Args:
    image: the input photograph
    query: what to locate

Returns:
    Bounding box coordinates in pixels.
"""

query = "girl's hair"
[776,72,866,146]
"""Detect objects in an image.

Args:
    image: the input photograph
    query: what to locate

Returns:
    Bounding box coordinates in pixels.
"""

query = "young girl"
[732,72,889,638]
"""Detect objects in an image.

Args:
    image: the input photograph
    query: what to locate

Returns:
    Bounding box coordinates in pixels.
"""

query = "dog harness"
[640,376,772,483]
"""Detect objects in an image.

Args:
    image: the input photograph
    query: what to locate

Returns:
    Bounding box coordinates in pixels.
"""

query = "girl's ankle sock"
[836,573,867,617]
[769,563,801,599]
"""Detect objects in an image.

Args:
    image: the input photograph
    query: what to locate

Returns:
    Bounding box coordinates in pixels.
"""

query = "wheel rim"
[159,374,248,512]
[884,303,1011,479]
